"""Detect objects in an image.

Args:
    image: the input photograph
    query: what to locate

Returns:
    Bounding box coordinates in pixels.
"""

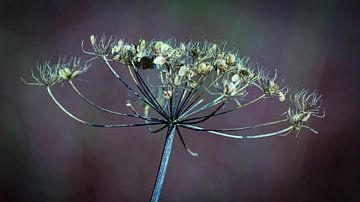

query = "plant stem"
[151,124,176,202]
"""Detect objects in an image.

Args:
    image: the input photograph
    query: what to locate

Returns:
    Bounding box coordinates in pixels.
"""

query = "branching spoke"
[174,83,187,115]
[170,94,174,119]
[132,68,168,118]
[302,125,319,134]
[182,78,206,106]
[180,95,226,120]
[127,68,166,118]
[176,88,196,117]
[176,82,210,118]
[172,85,180,118]
[81,41,99,56]
[178,99,204,120]
[212,94,265,117]
[21,77,44,86]
[176,127,198,157]
[147,124,169,134]
[102,57,165,118]
[133,72,168,119]
[181,102,225,124]
[69,80,162,122]
[178,88,197,114]
[47,86,165,128]
[129,62,168,118]
[180,124,294,139]
[176,78,206,117]
[180,119,287,132]
[184,94,265,122]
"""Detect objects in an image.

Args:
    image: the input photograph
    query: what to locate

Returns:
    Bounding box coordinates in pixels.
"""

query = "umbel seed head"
[24,35,324,141]
[23,35,324,202]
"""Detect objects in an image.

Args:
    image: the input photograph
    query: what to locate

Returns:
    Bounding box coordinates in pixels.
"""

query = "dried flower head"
[22,57,90,86]
[24,35,325,141]
[57,57,90,81]
[256,69,289,102]
[285,90,324,135]
[24,35,324,202]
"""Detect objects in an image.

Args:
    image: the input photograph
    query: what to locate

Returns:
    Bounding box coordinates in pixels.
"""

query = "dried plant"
[23,35,324,201]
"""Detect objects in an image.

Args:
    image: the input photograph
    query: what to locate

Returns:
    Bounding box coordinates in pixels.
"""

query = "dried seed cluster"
[24,57,90,86]
[23,35,325,202]
[102,37,287,102]
[24,35,324,139]
[286,90,324,133]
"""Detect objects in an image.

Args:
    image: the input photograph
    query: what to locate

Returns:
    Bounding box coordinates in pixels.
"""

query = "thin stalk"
[102,57,168,119]
[211,94,266,117]
[47,86,164,128]
[178,99,204,120]
[183,94,265,122]
[180,95,225,120]
[181,102,225,125]
[133,67,169,118]
[132,69,167,118]
[69,81,161,122]
[174,83,188,116]
[177,94,201,119]
[176,127,198,157]
[180,119,288,132]
[180,124,294,139]
[176,86,200,117]
[151,124,177,202]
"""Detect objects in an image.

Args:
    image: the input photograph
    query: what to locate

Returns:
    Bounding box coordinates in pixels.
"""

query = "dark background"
[1,0,359,201]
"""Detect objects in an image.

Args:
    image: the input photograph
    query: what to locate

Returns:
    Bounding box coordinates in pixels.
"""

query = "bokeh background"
[1,0,359,201]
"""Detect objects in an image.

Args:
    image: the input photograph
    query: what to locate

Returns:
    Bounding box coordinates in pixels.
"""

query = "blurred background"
[1,0,359,201]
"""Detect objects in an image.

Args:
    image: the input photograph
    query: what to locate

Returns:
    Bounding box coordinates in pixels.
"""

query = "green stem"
[151,124,176,202]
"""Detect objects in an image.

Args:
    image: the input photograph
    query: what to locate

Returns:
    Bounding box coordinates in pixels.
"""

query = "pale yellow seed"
[59,68,72,80]
[90,35,96,45]
[278,92,285,102]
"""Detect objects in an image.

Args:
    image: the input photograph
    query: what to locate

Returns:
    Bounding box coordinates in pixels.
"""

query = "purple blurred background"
[1,0,359,201]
